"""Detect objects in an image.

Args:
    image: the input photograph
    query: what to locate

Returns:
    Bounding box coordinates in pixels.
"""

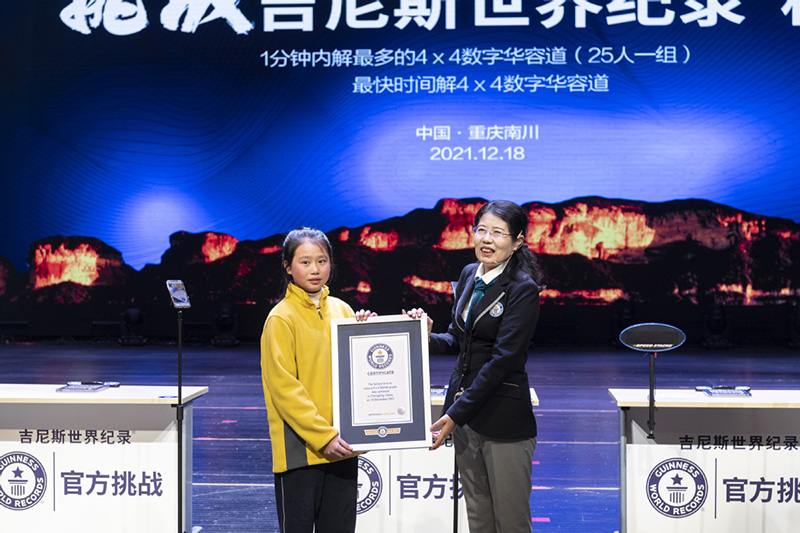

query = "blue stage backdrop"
[1,2,800,344]
[1,1,798,271]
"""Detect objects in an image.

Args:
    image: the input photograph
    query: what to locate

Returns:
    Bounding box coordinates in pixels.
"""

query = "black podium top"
[619,322,686,353]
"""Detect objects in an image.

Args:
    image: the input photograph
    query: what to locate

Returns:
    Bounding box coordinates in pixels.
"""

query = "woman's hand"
[402,308,433,339]
[323,435,355,459]
[354,309,377,322]
[429,414,456,451]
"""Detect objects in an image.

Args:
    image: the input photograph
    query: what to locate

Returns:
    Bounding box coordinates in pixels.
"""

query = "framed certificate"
[331,314,432,451]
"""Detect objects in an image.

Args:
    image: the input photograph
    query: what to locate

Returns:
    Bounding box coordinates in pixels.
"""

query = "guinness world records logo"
[646,457,707,518]
[366,343,393,370]
[0,452,48,511]
[356,457,382,514]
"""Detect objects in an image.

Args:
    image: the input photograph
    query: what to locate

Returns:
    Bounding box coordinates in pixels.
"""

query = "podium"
[610,388,800,533]
[0,384,207,532]
[355,387,538,532]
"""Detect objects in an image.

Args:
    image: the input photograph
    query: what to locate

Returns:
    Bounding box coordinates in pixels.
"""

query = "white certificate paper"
[349,333,413,426]
[331,314,432,451]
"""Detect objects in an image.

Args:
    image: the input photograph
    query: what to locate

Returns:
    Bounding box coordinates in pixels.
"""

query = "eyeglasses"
[473,226,511,239]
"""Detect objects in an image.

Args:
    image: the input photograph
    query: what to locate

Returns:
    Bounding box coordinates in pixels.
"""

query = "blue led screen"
[1,1,799,271]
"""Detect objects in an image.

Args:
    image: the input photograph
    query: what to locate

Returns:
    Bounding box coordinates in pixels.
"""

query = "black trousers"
[274,458,358,533]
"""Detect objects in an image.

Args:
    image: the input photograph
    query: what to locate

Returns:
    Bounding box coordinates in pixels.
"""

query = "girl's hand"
[354,309,377,322]
[323,435,355,459]
[402,308,433,339]
[429,414,455,451]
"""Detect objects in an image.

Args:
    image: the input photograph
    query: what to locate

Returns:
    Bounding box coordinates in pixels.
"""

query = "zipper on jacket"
[460,331,471,376]
[457,330,474,400]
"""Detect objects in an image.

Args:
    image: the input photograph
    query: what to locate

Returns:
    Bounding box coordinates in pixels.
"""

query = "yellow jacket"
[261,282,354,472]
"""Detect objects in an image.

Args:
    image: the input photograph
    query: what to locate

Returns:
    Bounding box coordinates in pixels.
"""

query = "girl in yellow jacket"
[261,227,374,533]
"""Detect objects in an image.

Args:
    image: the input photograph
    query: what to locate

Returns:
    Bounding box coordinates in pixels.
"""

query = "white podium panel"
[356,387,538,532]
[356,445,469,532]
[610,388,800,533]
[0,384,207,533]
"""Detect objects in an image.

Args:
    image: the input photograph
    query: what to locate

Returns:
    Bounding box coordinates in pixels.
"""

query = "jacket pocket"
[494,382,522,399]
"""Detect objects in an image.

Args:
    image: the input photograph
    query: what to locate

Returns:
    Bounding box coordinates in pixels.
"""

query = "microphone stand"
[647,352,656,439]
[452,452,459,533]
[165,280,191,533]
[176,309,186,533]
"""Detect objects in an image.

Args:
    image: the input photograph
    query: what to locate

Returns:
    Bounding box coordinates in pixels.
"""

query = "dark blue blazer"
[431,262,539,439]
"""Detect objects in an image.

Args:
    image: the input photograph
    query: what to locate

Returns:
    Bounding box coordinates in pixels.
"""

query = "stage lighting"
[120,307,146,345]
[702,303,731,349]
[789,303,800,349]
[613,301,636,347]
[212,302,239,347]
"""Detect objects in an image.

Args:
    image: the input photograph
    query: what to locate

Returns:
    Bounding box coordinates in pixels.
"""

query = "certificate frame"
[331,314,432,451]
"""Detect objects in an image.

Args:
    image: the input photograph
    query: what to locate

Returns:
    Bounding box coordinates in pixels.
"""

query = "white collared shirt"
[461,261,508,324]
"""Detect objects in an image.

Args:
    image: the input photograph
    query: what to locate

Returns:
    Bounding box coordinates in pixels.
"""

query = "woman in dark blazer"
[406,200,542,533]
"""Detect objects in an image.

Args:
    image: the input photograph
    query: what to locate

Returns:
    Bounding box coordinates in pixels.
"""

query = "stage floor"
[2,341,798,531]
